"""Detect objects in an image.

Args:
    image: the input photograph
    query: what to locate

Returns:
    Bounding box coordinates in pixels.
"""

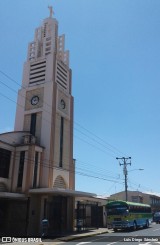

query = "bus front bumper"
[108,221,130,229]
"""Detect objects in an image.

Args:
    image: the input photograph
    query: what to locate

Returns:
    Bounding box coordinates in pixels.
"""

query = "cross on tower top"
[48,6,54,18]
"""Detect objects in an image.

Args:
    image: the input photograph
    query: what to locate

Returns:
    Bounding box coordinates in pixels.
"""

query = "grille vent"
[56,62,68,90]
[29,60,46,84]
[53,175,66,189]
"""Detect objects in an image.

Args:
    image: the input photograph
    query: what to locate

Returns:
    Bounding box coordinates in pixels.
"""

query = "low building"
[109,190,160,212]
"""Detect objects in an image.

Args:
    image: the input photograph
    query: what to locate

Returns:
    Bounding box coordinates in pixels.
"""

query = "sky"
[0,0,160,196]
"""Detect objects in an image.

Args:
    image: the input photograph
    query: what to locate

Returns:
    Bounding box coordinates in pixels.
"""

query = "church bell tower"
[14,7,74,190]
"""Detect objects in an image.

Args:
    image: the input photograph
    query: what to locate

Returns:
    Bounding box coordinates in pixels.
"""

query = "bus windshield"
[107,205,128,215]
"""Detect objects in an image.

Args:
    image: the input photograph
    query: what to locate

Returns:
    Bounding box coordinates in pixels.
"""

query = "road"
[65,223,160,245]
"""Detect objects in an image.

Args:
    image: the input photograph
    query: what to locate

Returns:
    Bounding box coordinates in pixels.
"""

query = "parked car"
[153,212,160,224]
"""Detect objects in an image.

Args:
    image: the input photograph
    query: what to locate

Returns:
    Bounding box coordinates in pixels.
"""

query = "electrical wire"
[0,69,151,193]
[0,152,125,185]
[0,69,127,158]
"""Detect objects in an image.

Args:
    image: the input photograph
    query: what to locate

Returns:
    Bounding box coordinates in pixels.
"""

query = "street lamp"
[129,168,144,172]
[126,168,144,201]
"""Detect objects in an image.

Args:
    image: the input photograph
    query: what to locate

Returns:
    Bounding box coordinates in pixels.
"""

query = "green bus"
[106,200,152,231]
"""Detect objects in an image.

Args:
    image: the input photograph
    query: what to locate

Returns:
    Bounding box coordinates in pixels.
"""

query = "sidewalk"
[43,227,110,244]
[0,228,111,245]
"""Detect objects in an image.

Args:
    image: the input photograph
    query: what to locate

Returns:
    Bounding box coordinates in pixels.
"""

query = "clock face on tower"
[31,96,39,105]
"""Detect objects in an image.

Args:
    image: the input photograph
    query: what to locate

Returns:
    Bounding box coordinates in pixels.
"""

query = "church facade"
[0,8,95,237]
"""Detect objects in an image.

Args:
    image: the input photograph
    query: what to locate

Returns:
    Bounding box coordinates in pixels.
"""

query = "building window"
[33,152,39,188]
[0,148,11,178]
[59,117,64,167]
[131,196,139,203]
[30,113,37,136]
[17,151,25,187]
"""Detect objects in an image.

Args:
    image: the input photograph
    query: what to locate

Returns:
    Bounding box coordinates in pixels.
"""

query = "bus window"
[107,206,128,215]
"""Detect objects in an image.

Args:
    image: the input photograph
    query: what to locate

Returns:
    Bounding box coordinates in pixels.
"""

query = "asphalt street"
[65,223,160,245]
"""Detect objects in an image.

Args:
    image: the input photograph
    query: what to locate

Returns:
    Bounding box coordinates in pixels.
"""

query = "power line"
[76,159,120,178]
[0,134,152,193]
[75,121,127,156]
[0,132,122,182]
[0,83,124,159]
[0,151,124,185]
[0,69,128,158]
[74,134,115,158]
[1,69,151,193]
[0,83,122,159]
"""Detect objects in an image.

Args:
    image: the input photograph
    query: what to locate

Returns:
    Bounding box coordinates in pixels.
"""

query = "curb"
[57,230,110,242]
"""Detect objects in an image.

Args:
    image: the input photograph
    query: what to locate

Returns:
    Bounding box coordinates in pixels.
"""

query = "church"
[0,7,100,237]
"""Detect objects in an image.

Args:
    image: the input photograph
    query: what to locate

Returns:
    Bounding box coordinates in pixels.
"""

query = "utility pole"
[116,157,131,201]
